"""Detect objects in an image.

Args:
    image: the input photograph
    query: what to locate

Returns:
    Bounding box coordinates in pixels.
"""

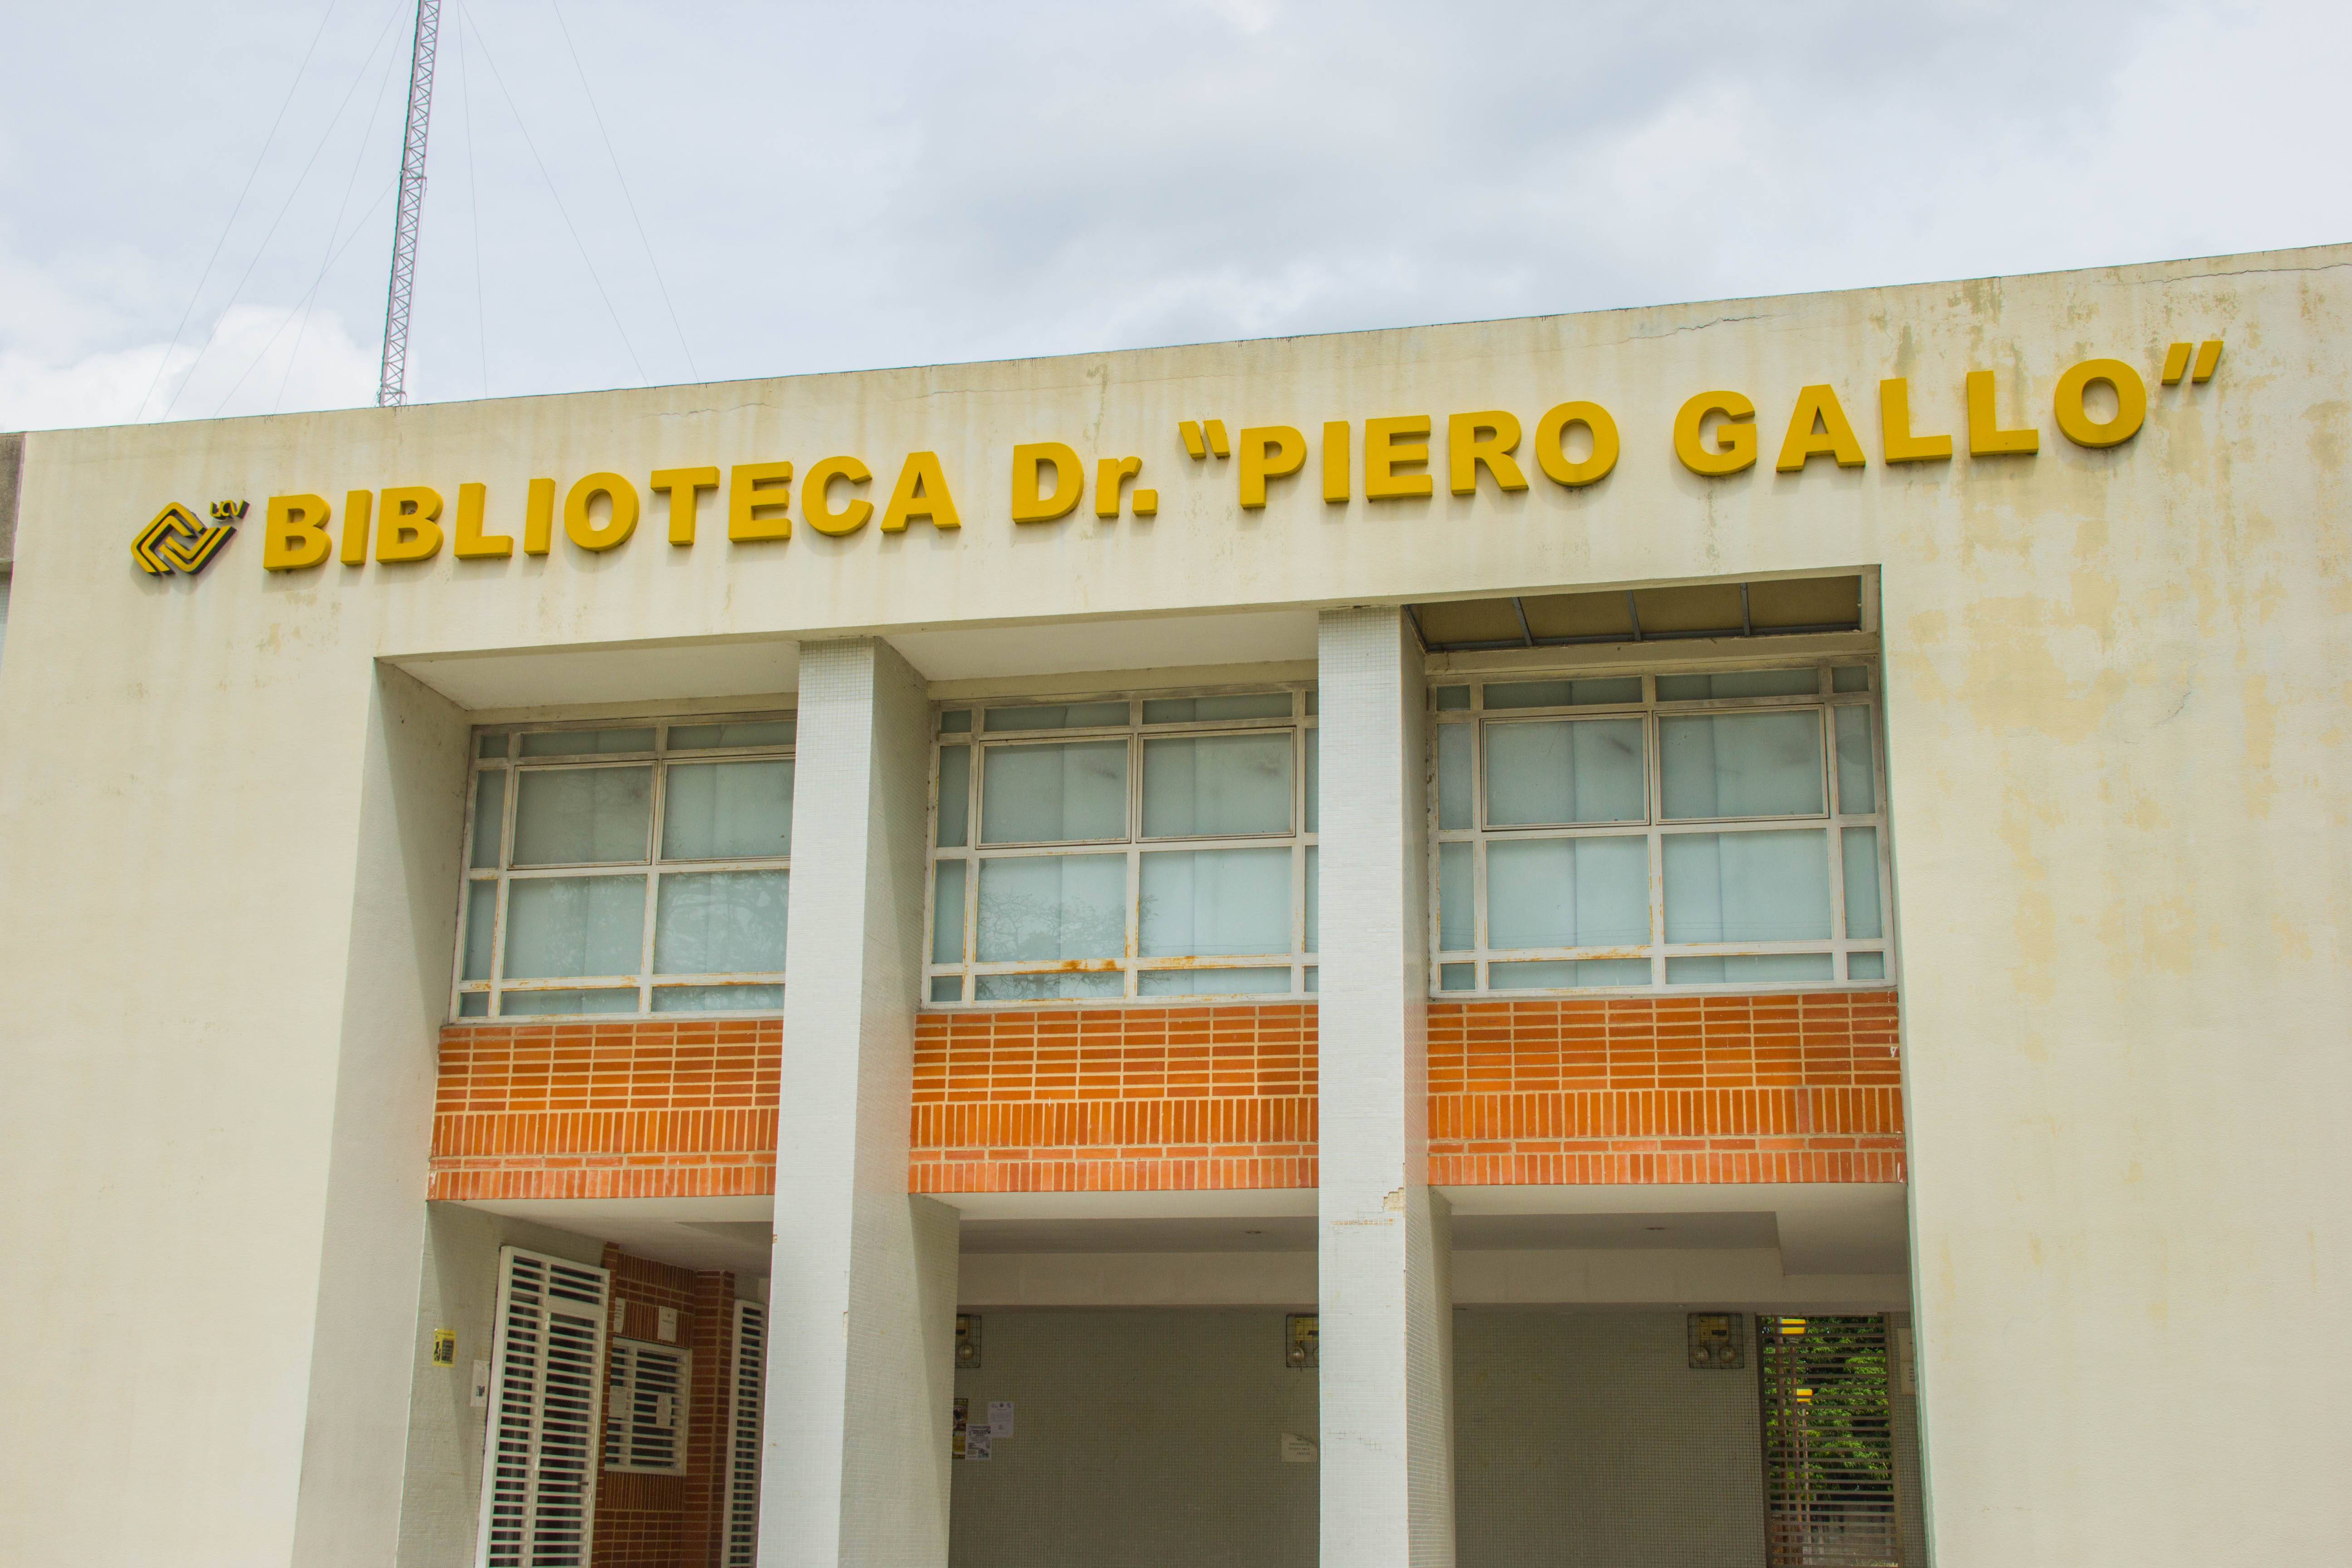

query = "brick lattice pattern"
[908,1005,1319,1192]
[428,1020,780,1200]
[1426,991,1904,1184]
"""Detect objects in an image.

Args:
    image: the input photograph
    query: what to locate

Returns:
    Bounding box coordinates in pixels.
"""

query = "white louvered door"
[475,1246,612,1568]
[723,1299,767,1568]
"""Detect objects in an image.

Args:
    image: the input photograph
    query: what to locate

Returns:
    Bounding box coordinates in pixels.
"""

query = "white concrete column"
[1316,606,1456,1568]
[762,638,960,1568]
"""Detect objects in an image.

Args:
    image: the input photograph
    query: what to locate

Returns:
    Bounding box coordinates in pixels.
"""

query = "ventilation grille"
[1761,1314,1901,1568]
[604,1338,691,1475]
[477,1248,610,1568]
[724,1300,768,1568]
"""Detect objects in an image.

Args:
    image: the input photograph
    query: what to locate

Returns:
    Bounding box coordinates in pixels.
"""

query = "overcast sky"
[0,0,2340,430]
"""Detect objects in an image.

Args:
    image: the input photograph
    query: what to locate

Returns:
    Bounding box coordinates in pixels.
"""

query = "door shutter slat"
[724,1299,767,1568]
[475,1246,611,1568]
[1760,1313,1901,1568]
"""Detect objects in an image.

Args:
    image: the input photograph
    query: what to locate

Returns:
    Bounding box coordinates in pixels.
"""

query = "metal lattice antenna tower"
[376,0,442,408]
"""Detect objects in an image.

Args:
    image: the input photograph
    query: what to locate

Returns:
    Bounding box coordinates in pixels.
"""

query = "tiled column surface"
[1317,607,1455,1568]
[909,1004,1318,1192]
[1428,993,1905,1184]
[427,1019,781,1199]
[763,638,960,1568]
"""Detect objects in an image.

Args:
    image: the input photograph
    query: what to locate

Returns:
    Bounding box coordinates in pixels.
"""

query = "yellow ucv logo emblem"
[132,500,243,576]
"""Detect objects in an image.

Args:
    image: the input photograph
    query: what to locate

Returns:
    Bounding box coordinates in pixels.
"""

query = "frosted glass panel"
[976,971,1122,1001]
[1655,669,1816,701]
[1139,968,1291,995]
[936,745,971,847]
[1436,724,1473,829]
[981,742,1128,843]
[501,987,639,1014]
[654,870,789,974]
[520,726,656,756]
[932,860,967,965]
[1434,686,1472,710]
[985,701,1129,731]
[463,882,496,981]
[1439,842,1473,951]
[512,766,653,864]
[1142,692,1291,723]
[477,733,509,759]
[1485,677,1642,709]
[1486,718,1646,825]
[470,771,505,869]
[1662,831,1830,942]
[1842,827,1883,938]
[661,761,793,860]
[652,984,783,1011]
[1835,706,1877,813]
[976,854,1127,960]
[1848,951,1887,980]
[1304,845,1318,953]
[1659,711,1823,818]
[458,992,490,1016]
[1485,835,1649,949]
[1139,848,1290,956]
[1490,958,1651,987]
[1142,733,1292,838]
[1833,666,1870,693]
[1303,728,1319,833]
[938,709,972,733]
[667,719,794,750]
[1439,963,1475,990]
[505,875,647,977]
[931,976,965,1002]
[1665,954,1833,984]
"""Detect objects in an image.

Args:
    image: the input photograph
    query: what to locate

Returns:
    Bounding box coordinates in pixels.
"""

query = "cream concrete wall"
[0,244,2345,1563]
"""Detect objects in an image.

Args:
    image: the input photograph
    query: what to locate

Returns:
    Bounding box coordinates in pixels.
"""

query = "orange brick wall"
[1426,991,1903,1184]
[429,1020,780,1200]
[908,1005,1318,1193]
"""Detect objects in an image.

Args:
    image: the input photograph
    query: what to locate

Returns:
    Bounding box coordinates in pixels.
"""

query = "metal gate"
[1759,1315,1900,1567]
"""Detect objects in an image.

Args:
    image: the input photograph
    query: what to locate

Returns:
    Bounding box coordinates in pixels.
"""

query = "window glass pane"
[1486,835,1649,949]
[1490,958,1650,988]
[1439,962,1475,990]
[1662,830,1830,942]
[668,719,795,750]
[1142,733,1292,838]
[1138,967,1292,995]
[1139,847,1291,956]
[470,771,505,869]
[505,875,647,977]
[661,761,793,860]
[980,741,1128,843]
[1665,954,1834,984]
[1304,845,1318,954]
[477,733,509,759]
[1142,692,1292,723]
[975,971,1123,1001]
[1834,706,1877,814]
[932,860,967,965]
[1833,666,1871,693]
[1303,967,1319,992]
[1842,827,1883,939]
[519,726,657,757]
[501,986,640,1015]
[936,745,971,848]
[1848,951,1887,980]
[654,870,789,974]
[984,701,1129,731]
[975,853,1127,960]
[939,709,973,734]
[1659,711,1823,819]
[652,983,783,1012]
[1304,689,1318,716]
[1436,724,1473,830]
[512,766,654,864]
[1484,677,1643,709]
[463,882,497,981]
[1434,686,1471,710]
[930,975,965,1002]
[1303,728,1318,834]
[458,991,490,1016]
[1485,718,1646,826]
[1439,842,1473,951]
[1655,669,1818,701]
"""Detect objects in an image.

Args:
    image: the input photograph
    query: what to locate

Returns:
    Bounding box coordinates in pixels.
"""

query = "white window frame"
[603,1337,692,1475]
[1429,664,1893,995]
[924,685,1319,1004]
[451,713,795,1020]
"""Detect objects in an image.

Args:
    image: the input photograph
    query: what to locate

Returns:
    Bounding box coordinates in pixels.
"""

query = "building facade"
[0,246,2344,1567]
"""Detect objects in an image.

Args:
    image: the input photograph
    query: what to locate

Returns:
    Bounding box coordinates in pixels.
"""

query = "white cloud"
[0,304,377,431]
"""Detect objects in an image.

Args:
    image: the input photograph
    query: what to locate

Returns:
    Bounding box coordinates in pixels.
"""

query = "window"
[453,715,795,1019]
[1430,666,1890,992]
[926,688,1318,1002]
[604,1339,691,1475]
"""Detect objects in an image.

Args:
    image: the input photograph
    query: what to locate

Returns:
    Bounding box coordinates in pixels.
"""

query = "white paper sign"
[1281,1432,1318,1464]
[987,1400,1014,1437]
[470,1360,490,1409]
[965,1424,992,1460]
[657,1306,680,1343]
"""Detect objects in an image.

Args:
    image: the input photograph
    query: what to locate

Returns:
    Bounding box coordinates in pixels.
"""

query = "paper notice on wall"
[965,1424,992,1460]
[612,1298,627,1333]
[470,1360,490,1409]
[953,1397,968,1458]
[987,1400,1014,1437]
[1281,1433,1318,1464]
[657,1306,679,1343]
